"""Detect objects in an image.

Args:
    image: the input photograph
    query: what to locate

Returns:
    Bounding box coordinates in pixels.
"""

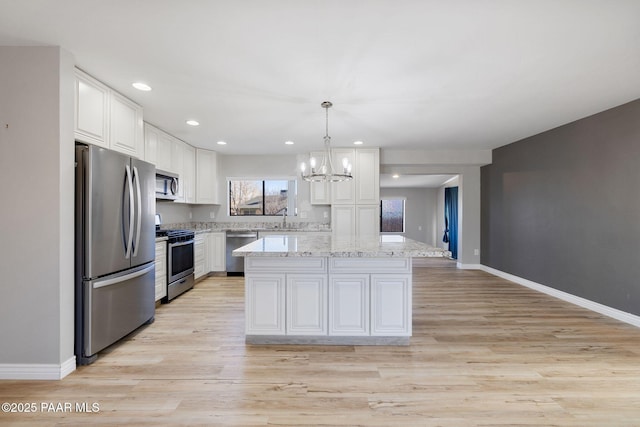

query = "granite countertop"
[159,221,331,233]
[232,234,451,258]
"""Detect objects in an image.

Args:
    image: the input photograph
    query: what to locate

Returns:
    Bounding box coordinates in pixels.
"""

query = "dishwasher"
[226,231,258,275]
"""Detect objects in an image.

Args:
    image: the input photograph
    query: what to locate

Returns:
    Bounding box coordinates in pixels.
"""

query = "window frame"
[379,198,406,233]
[228,177,297,217]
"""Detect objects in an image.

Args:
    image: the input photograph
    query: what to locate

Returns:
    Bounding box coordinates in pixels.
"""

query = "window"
[380,199,405,232]
[228,179,296,216]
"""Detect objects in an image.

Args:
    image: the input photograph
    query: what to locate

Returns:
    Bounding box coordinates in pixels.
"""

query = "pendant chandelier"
[300,101,353,182]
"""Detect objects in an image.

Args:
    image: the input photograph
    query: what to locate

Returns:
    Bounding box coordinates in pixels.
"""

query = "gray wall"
[0,47,75,366]
[481,98,640,316]
[380,187,438,245]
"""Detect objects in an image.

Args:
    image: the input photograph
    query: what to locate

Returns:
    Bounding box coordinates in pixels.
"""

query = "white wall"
[192,153,331,224]
[0,47,75,376]
[380,187,439,244]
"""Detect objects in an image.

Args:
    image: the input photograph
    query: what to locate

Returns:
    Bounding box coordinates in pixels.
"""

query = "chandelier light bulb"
[342,158,349,169]
[300,162,306,173]
[310,157,316,169]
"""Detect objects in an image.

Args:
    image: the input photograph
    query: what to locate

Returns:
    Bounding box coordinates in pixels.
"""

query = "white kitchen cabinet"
[110,91,144,159]
[74,68,144,158]
[328,274,369,336]
[207,232,226,272]
[286,274,327,335]
[194,233,206,280]
[246,274,286,335]
[371,274,411,336]
[308,150,331,205]
[74,69,109,148]
[156,132,173,172]
[356,204,380,237]
[196,148,219,204]
[331,205,356,237]
[355,148,380,204]
[143,122,159,165]
[143,121,179,173]
[154,241,167,301]
[183,144,196,204]
[331,148,356,205]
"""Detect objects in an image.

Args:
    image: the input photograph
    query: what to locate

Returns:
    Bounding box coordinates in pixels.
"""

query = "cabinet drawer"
[329,257,411,274]
[245,257,327,273]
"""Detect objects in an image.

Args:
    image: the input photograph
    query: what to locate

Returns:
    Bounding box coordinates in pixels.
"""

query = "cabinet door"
[110,91,143,158]
[371,274,411,336]
[196,148,219,204]
[183,144,196,203]
[356,204,380,238]
[156,131,173,172]
[287,274,327,335]
[331,148,356,204]
[331,205,356,237]
[246,274,286,335]
[355,148,380,204]
[208,232,226,272]
[328,274,369,336]
[74,70,109,147]
[308,150,331,205]
[194,234,206,280]
[154,241,167,301]
[144,122,158,165]
[171,139,185,201]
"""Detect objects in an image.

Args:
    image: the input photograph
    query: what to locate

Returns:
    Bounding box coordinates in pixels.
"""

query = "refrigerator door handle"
[124,164,135,259]
[92,264,155,289]
[132,166,142,257]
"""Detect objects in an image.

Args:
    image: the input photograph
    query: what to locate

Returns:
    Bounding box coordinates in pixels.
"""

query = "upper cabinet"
[110,91,144,159]
[196,148,219,204]
[183,143,196,204]
[74,68,143,158]
[330,148,356,205]
[355,148,380,205]
[309,150,331,205]
[74,70,109,148]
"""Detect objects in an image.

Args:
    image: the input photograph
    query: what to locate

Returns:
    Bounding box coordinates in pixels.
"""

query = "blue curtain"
[443,187,458,259]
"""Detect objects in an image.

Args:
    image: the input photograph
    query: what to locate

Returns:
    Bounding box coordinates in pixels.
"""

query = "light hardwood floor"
[2,260,640,426]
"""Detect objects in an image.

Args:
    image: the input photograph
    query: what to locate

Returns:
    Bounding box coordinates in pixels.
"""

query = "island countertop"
[232,234,451,258]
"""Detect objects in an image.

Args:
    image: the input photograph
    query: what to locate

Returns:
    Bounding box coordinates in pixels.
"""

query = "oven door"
[168,239,194,284]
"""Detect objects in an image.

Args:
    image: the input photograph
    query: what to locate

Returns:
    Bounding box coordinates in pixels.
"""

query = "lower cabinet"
[245,274,286,335]
[207,232,226,272]
[328,274,369,336]
[244,257,411,338]
[194,233,207,280]
[154,241,167,301]
[287,274,327,335]
[370,274,411,336]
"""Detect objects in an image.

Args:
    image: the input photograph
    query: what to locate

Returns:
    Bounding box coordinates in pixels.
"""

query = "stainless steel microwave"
[155,170,179,200]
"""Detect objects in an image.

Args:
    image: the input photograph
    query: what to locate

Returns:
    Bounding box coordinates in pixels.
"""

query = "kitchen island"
[233,234,450,345]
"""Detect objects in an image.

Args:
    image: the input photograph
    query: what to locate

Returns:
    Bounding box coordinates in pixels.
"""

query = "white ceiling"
[1,1,640,155]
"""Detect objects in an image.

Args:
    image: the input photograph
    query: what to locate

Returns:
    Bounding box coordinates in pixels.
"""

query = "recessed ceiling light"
[285,141,294,145]
[353,140,364,145]
[217,141,227,145]
[132,82,151,91]
[392,174,400,179]
[186,120,199,126]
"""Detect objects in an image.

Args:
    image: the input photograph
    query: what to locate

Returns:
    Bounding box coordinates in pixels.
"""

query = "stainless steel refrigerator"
[74,143,156,365]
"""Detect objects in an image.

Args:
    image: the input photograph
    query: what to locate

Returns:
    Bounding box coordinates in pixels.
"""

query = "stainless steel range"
[156,228,195,302]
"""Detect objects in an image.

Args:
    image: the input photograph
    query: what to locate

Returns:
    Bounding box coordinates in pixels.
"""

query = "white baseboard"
[0,356,76,380]
[480,265,640,329]
[457,262,482,270]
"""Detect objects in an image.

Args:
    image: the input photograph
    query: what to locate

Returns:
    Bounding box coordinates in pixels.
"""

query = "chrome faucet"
[282,207,287,228]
